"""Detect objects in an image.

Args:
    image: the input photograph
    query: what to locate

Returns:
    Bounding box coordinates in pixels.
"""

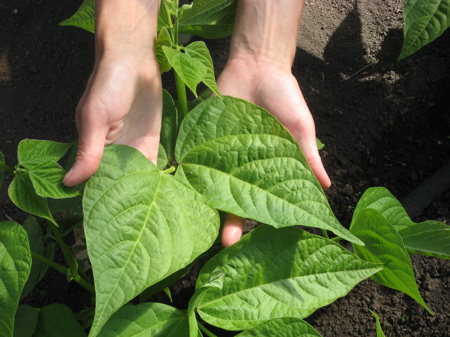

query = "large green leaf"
[400,0,450,59]
[8,173,55,225]
[236,318,322,337]
[0,221,32,337]
[83,145,219,336]
[59,0,95,34]
[354,187,450,259]
[17,139,72,168]
[33,304,87,337]
[350,209,433,315]
[162,45,208,96]
[176,96,362,244]
[178,0,236,39]
[98,303,189,337]
[195,225,381,331]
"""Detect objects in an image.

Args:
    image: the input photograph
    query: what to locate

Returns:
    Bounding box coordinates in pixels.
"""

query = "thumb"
[63,128,105,187]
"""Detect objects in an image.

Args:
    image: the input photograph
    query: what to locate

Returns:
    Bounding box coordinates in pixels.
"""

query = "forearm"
[95,0,160,58]
[229,0,305,68]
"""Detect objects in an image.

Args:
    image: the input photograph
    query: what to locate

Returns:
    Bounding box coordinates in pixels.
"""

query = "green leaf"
[8,173,55,225]
[17,139,72,168]
[14,305,39,337]
[399,0,450,59]
[354,187,449,259]
[368,309,385,337]
[195,225,381,331]
[162,45,208,97]
[350,208,433,315]
[59,0,95,34]
[28,161,82,199]
[176,96,362,244]
[20,217,51,300]
[185,41,220,96]
[398,222,450,260]
[236,318,323,337]
[83,145,219,336]
[178,0,236,39]
[33,304,87,337]
[0,152,5,189]
[0,221,32,337]
[156,27,174,74]
[98,303,189,337]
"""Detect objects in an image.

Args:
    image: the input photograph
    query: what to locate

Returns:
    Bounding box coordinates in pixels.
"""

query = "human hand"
[63,53,162,186]
[217,58,331,247]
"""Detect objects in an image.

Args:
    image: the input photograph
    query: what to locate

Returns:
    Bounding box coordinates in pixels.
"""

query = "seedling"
[1,1,449,336]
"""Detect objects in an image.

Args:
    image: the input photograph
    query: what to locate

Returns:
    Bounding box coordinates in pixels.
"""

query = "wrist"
[95,0,160,60]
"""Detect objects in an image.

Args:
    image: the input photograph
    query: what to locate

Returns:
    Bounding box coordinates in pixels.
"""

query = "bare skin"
[64,0,330,248]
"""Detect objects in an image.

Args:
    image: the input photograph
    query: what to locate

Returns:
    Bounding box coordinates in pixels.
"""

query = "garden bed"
[0,0,449,336]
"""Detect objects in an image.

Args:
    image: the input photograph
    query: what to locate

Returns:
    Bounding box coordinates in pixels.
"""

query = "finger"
[294,120,331,189]
[63,106,107,186]
[221,214,244,247]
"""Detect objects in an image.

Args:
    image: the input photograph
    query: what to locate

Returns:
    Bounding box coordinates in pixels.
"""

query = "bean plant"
[1,0,449,336]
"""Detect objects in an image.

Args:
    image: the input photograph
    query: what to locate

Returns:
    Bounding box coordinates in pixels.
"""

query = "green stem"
[330,236,343,242]
[31,251,67,275]
[0,162,14,175]
[322,229,329,239]
[175,71,189,117]
[197,322,218,337]
[162,166,176,174]
[49,222,95,294]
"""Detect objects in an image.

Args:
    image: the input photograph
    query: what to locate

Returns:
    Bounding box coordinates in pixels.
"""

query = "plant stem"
[197,322,218,337]
[322,229,329,239]
[175,70,189,117]
[0,161,14,175]
[31,251,67,275]
[162,166,176,174]
[330,236,343,243]
[49,222,95,294]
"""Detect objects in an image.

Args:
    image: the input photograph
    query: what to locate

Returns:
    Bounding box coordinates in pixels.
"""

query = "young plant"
[1,1,449,336]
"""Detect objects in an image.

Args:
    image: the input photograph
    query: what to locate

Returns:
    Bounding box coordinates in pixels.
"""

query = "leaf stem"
[0,161,14,175]
[175,70,189,117]
[162,166,176,175]
[31,251,67,275]
[330,236,343,242]
[198,322,218,337]
[49,222,95,294]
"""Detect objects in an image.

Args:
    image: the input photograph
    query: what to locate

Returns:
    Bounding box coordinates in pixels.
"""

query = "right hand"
[63,53,162,187]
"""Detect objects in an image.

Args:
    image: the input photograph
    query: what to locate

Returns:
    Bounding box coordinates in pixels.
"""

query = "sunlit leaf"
[350,209,433,315]
[83,145,219,336]
[98,303,189,337]
[195,225,381,330]
[235,318,322,337]
[176,96,362,244]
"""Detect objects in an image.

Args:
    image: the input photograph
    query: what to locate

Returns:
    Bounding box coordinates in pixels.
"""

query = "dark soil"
[1,1,449,336]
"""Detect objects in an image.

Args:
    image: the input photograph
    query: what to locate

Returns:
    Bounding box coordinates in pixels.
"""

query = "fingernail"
[63,168,74,184]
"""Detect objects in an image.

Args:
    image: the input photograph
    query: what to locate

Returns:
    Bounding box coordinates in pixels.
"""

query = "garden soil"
[1,0,449,336]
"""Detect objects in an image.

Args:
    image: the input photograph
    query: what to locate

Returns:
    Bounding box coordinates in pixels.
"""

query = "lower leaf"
[195,225,381,331]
